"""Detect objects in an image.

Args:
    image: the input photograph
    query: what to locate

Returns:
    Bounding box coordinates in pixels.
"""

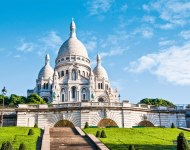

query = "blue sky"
[0,0,190,104]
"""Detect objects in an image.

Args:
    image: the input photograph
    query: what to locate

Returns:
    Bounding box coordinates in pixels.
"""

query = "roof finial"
[45,54,50,65]
[97,51,101,65]
[70,18,76,38]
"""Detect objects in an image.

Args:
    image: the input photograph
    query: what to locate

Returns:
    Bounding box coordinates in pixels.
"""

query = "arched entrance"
[54,120,74,127]
[98,118,118,127]
[138,120,154,127]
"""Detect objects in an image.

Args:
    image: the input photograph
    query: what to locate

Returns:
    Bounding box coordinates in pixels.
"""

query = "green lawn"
[0,127,41,150]
[84,128,190,150]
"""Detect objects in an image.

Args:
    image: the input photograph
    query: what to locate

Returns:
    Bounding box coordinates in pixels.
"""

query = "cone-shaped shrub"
[171,122,175,128]
[96,130,100,137]
[129,145,135,150]
[100,130,107,138]
[19,143,26,150]
[84,122,89,128]
[34,123,38,128]
[177,132,190,150]
[1,141,13,150]
[28,129,34,135]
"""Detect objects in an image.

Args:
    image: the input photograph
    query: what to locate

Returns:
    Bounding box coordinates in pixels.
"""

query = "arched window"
[98,97,104,102]
[83,71,85,77]
[61,88,66,102]
[101,83,103,89]
[43,83,45,89]
[61,71,64,77]
[82,88,86,100]
[98,83,101,89]
[72,70,77,80]
[71,86,76,99]
[46,83,48,89]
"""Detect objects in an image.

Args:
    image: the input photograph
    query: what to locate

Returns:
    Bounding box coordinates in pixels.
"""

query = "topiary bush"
[96,130,100,138]
[1,141,13,150]
[129,144,135,150]
[34,123,38,128]
[19,143,26,150]
[171,122,175,128]
[84,122,89,128]
[28,129,34,135]
[100,130,107,138]
[177,132,190,150]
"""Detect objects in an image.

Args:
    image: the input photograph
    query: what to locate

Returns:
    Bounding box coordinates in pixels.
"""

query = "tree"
[0,95,10,106]
[34,123,38,128]
[129,145,135,150]
[96,131,100,137]
[26,94,46,104]
[177,132,190,150]
[1,141,13,150]
[171,123,175,128]
[19,143,26,150]
[28,129,34,135]
[100,130,107,138]
[139,98,175,107]
[186,104,190,109]
[84,122,89,128]
[9,94,26,106]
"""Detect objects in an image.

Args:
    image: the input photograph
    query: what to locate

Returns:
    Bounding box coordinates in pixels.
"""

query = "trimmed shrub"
[129,144,135,150]
[177,132,190,150]
[171,123,175,128]
[19,143,26,150]
[1,141,13,150]
[96,131,100,138]
[34,123,38,128]
[106,126,119,128]
[28,129,34,135]
[100,130,107,138]
[84,122,89,128]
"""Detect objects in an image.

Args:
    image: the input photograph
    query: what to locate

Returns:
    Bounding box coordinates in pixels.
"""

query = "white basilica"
[28,19,119,103]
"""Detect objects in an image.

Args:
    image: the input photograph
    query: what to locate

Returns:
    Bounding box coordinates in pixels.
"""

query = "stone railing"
[17,103,188,112]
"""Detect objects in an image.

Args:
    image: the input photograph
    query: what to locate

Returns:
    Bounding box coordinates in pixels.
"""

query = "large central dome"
[56,19,89,60]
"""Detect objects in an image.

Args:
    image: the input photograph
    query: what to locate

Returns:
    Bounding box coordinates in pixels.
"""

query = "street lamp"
[1,86,7,127]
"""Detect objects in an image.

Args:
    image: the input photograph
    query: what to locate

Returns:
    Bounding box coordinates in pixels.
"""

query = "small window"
[78,70,80,74]
[66,70,69,74]
[83,71,85,77]
[98,83,101,89]
[61,58,64,61]
[61,71,64,77]
[66,57,69,60]
[77,57,80,60]
[101,83,103,89]
[58,60,60,63]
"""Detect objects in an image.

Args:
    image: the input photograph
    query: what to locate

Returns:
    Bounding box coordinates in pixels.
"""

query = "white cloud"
[180,30,190,40]
[80,31,97,51]
[14,54,21,58]
[127,42,190,85]
[86,0,114,15]
[16,39,34,52]
[144,0,190,29]
[142,15,155,24]
[159,40,175,46]
[133,27,153,39]
[40,31,62,53]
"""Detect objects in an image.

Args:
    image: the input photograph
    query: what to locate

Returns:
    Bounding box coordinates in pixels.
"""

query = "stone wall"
[16,104,187,128]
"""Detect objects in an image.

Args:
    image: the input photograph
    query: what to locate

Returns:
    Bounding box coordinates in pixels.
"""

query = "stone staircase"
[50,127,97,150]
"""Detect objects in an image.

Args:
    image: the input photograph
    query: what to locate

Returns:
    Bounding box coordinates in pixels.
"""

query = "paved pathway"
[50,127,98,150]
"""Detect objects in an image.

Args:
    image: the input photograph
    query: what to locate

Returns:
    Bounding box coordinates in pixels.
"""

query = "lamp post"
[1,86,7,127]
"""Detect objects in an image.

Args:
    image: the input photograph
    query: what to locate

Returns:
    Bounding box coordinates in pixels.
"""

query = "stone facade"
[16,103,187,128]
[27,19,118,104]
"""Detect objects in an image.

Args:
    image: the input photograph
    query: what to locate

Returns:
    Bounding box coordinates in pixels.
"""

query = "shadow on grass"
[36,128,43,150]
[106,144,176,150]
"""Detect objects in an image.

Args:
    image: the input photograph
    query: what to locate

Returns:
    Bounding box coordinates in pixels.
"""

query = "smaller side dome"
[38,54,54,80]
[93,53,108,80]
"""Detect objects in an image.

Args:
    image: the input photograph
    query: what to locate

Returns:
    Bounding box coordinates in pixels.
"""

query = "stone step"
[50,127,97,150]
